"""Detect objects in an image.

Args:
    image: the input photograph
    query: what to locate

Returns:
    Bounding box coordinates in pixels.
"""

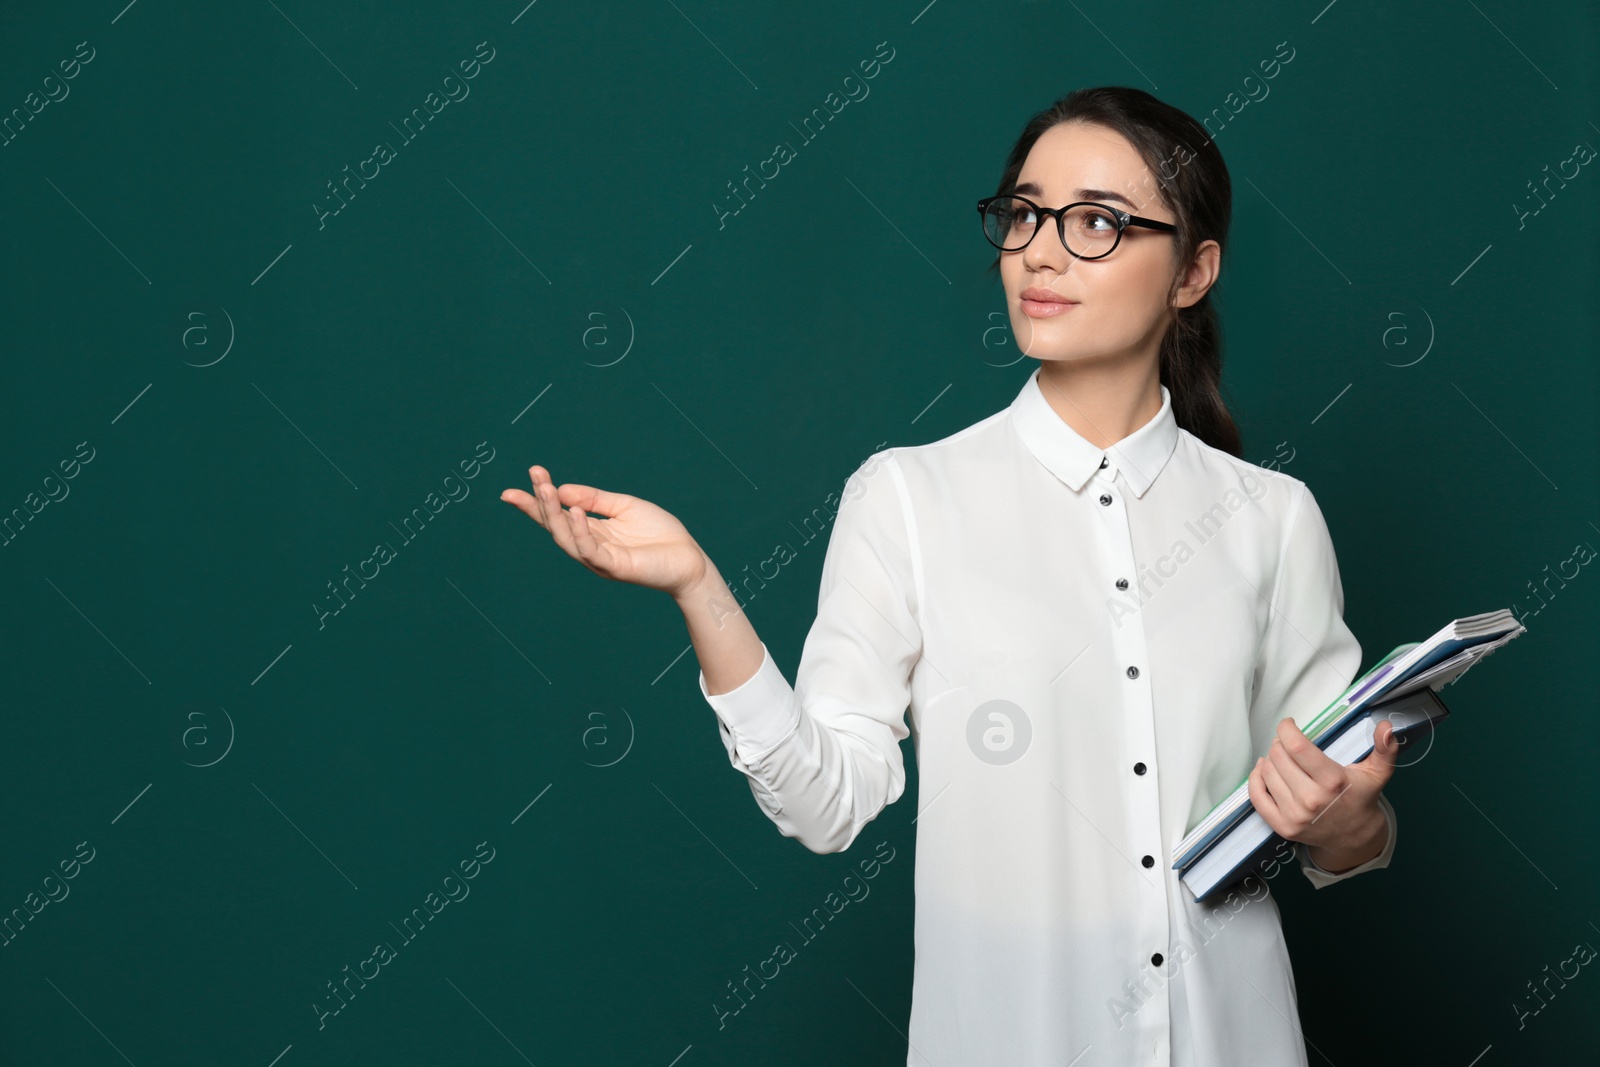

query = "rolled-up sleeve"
[697,448,922,854]
[1247,481,1396,888]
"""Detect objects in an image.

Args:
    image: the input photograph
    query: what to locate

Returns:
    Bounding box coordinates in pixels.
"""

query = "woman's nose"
[1023,216,1076,272]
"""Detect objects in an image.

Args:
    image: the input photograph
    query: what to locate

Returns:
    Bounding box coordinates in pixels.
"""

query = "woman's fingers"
[501,465,559,532]
[530,466,568,541]
[540,479,586,560]
[503,465,626,576]
[1258,756,1307,829]
[565,501,606,565]
[529,466,557,530]
[501,466,553,528]
[498,487,545,528]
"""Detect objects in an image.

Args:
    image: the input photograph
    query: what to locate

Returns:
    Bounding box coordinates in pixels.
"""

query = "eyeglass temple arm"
[1126,214,1177,233]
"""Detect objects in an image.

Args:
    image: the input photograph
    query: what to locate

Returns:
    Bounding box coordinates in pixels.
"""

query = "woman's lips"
[1020,297,1079,318]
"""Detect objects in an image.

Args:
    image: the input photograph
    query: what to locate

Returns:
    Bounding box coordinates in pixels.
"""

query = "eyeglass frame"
[975,194,1178,259]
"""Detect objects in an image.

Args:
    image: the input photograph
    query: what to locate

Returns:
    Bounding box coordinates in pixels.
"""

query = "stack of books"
[1174,609,1526,902]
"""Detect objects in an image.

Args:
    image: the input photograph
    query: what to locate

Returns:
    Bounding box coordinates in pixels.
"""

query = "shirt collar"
[1008,365,1180,498]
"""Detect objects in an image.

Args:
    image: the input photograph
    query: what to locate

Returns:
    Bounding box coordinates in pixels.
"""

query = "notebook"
[1171,608,1525,902]
[1177,686,1450,903]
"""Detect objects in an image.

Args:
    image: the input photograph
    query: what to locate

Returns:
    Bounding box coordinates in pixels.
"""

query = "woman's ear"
[1174,239,1222,310]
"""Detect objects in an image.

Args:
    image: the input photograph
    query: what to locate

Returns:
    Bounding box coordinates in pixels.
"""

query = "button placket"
[1091,465,1171,1035]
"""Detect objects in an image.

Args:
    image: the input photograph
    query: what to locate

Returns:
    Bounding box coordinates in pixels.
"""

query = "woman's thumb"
[558,482,628,518]
[1365,718,1401,781]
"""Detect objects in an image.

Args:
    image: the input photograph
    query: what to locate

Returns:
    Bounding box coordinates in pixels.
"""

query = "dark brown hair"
[988,86,1242,457]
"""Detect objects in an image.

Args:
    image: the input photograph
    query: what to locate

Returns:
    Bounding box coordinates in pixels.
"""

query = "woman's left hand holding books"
[1248,718,1399,874]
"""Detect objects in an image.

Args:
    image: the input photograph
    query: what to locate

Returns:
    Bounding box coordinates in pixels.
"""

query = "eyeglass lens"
[982,198,1122,257]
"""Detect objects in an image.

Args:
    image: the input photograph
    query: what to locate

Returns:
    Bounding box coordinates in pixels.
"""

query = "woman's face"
[999,121,1206,364]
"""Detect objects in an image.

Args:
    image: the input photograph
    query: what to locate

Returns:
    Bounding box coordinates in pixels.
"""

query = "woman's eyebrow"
[1012,180,1137,209]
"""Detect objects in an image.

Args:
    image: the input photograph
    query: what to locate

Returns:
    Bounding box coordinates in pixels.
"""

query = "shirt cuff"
[1295,792,1396,889]
[698,642,802,764]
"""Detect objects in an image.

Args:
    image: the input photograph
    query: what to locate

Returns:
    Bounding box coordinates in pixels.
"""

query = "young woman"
[502,86,1401,1067]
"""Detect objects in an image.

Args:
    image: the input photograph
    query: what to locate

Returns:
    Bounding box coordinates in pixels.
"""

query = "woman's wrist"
[673,552,764,697]
[671,551,722,609]
[1306,800,1389,874]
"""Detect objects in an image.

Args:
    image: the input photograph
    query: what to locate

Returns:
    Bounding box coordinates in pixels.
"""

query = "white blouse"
[698,365,1397,1066]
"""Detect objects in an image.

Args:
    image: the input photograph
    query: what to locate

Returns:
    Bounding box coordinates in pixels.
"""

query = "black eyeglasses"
[976,195,1178,259]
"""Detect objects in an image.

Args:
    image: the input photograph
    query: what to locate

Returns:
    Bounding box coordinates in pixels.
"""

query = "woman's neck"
[1033,360,1164,449]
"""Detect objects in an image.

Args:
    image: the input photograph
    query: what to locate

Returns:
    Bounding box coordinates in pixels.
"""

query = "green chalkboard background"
[2,1,1595,1063]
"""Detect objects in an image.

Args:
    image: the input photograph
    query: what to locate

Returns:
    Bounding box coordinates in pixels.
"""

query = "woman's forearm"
[674,554,766,697]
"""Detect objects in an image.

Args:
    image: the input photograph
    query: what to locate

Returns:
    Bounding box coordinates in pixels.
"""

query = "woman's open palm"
[500,465,706,597]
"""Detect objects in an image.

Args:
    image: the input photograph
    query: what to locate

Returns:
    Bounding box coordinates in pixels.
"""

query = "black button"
[1099,456,1108,469]
[1115,578,1129,590]
[1126,666,1139,679]
[1151,952,1164,967]
[1142,854,1154,868]
[1134,762,1147,775]
[1099,493,1113,506]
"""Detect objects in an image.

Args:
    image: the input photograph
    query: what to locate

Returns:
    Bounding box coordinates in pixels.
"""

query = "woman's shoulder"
[1178,426,1312,499]
[855,406,1014,482]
